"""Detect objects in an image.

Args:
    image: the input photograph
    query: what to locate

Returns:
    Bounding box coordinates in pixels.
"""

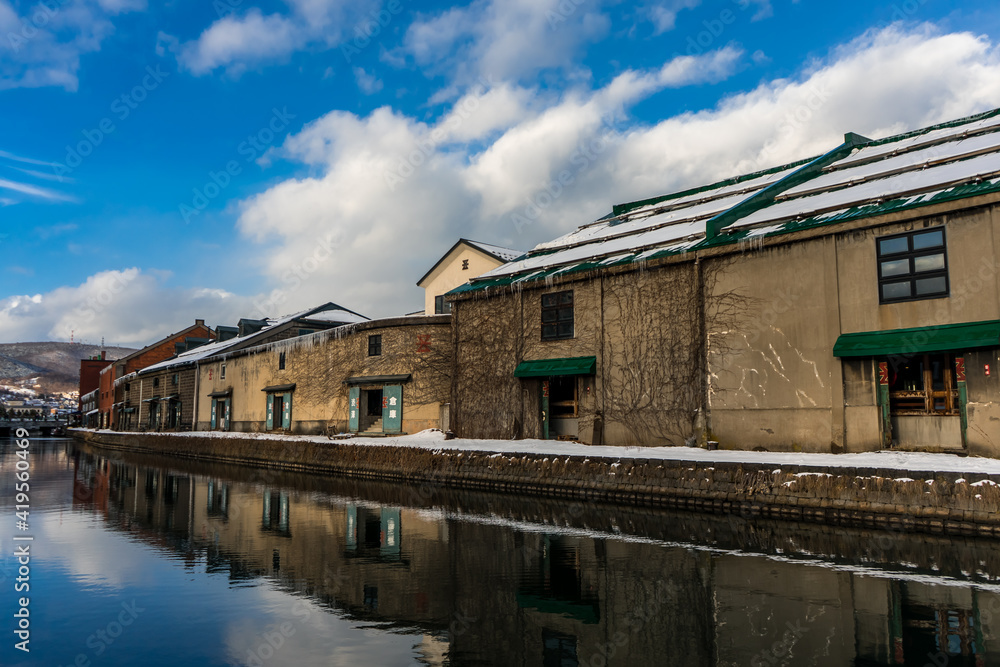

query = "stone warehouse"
[448,109,1000,457]
[195,315,452,435]
[120,303,367,432]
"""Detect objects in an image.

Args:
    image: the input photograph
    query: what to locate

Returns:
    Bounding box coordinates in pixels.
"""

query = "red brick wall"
[122,324,214,375]
[79,359,112,411]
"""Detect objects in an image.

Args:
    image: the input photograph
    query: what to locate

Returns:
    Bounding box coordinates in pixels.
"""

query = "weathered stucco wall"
[705,237,842,452]
[197,318,452,435]
[836,206,1000,334]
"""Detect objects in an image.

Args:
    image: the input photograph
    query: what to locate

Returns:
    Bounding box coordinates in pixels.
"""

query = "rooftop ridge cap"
[610,156,817,217]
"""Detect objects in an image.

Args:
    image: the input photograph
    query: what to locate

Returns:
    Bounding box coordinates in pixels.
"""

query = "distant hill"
[0,343,138,393]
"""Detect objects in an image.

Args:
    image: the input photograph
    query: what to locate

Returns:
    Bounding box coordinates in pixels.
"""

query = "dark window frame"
[541,290,574,341]
[278,352,286,370]
[368,334,382,357]
[877,227,949,304]
[434,295,452,314]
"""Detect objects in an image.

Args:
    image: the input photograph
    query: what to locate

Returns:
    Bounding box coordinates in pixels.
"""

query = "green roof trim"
[833,320,1000,358]
[514,356,597,377]
[705,133,870,241]
[846,107,1000,152]
[610,156,817,218]
[702,178,1000,249]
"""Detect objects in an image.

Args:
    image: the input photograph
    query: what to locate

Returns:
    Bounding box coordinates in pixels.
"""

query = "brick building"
[97,319,215,429]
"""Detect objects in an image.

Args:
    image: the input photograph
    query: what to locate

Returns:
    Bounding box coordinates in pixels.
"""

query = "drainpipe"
[192,363,200,431]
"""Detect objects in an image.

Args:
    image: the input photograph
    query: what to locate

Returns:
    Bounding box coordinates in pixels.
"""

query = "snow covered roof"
[138,302,368,373]
[299,308,369,324]
[417,238,525,286]
[464,239,523,262]
[455,108,1000,294]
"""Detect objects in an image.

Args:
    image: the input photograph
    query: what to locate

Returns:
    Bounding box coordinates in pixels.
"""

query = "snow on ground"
[70,428,1000,475]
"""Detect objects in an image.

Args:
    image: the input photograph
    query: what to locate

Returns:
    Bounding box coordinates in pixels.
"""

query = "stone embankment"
[73,430,1000,538]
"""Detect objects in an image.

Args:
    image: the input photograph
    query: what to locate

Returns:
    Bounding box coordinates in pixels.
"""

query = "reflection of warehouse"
[71,450,1000,666]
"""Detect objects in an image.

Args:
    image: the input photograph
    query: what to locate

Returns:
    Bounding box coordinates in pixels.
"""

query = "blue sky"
[2,0,1000,345]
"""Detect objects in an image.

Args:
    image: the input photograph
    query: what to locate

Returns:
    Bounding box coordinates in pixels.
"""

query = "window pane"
[542,324,558,339]
[542,309,558,323]
[878,236,909,255]
[915,276,947,295]
[911,230,944,250]
[880,259,910,277]
[882,281,912,300]
[559,292,573,305]
[913,253,945,273]
[542,294,557,307]
[558,307,573,321]
[557,322,573,337]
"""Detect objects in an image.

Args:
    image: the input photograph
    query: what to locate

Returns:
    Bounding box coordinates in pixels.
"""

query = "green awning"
[833,320,1000,357]
[515,592,599,624]
[513,356,596,378]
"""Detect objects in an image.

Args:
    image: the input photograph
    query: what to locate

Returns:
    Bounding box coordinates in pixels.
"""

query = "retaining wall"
[72,430,1000,537]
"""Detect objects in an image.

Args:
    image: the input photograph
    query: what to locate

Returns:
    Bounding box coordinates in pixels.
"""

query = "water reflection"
[5,439,1000,666]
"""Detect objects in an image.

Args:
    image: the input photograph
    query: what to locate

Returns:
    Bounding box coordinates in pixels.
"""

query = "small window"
[278,352,286,370]
[462,259,469,270]
[171,374,179,386]
[153,377,159,388]
[877,228,948,303]
[541,290,574,340]
[221,363,226,380]
[368,334,382,356]
[434,295,452,314]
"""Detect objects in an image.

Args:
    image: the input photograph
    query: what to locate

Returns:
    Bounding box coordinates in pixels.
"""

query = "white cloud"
[644,0,701,35]
[166,0,378,77]
[399,0,611,86]
[0,177,75,201]
[352,66,383,94]
[0,0,141,91]
[229,26,1000,320]
[0,268,259,345]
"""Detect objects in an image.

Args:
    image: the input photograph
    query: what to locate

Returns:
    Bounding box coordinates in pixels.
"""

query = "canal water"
[2,439,1000,666]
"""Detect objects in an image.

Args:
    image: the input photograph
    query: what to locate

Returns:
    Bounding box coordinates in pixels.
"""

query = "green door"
[380,508,401,559]
[223,399,231,431]
[266,394,274,431]
[349,387,360,432]
[382,385,402,433]
[541,380,550,440]
[282,392,292,429]
[210,400,217,430]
